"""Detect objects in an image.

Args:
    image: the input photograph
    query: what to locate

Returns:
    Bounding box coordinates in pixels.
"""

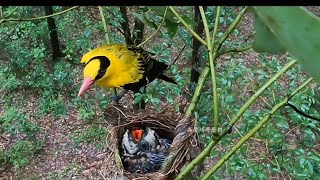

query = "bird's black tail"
[158,74,177,84]
[146,60,177,84]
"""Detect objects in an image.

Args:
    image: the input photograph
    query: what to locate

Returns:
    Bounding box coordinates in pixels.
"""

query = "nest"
[99,105,202,180]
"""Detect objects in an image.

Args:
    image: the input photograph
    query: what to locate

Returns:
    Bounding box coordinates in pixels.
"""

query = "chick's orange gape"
[131,129,143,142]
[77,44,177,97]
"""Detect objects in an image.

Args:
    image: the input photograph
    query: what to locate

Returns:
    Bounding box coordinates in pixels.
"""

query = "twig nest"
[100,105,202,180]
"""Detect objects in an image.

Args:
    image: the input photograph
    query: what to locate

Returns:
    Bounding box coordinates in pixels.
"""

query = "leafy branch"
[1,6,20,19]
[137,6,168,48]
[217,44,253,57]
[202,77,313,179]
[176,58,297,180]
[0,6,79,25]
[199,6,221,135]
[175,6,249,180]
[98,6,110,44]
[169,6,207,46]
[185,7,248,117]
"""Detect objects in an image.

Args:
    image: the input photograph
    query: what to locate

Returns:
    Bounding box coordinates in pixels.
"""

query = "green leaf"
[164,19,178,37]
[181,15,196,27]
[299,157,306,167]
[253,6,320,83]
[306,160,314,174]
[275,117,289,129]
[132,12,157,29]
[252,12,286,54]
[148,6,176,22]
[178,28,192,47]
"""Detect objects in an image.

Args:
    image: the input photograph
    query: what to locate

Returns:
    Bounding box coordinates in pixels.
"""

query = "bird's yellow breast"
[81,44,145,88]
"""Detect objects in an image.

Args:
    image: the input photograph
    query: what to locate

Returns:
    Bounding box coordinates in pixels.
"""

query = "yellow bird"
[78,44,177,97]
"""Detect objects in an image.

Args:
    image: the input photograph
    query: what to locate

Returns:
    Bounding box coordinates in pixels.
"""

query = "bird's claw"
[111,90,129,104]
[112,95,123,104]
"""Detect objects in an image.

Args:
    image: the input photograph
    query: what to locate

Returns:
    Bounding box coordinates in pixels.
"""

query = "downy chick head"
[139,127,159,151]
[122,128,143,155]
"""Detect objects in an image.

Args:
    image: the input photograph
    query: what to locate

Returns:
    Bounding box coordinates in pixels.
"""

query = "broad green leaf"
[148,6,177,22]
[253,6,320,83]
[306,161,314,174]
[132,12,157,29]
[275,117,289,129]
[148,7,196,27]
[164,19,178,37]
[178,28,192,47]
[252,12,286,54]
[299,157,306,167]
[181,15,196,27]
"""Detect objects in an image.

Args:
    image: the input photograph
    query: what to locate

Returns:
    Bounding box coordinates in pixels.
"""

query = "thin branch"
[224,59,297,133]
[98,6,110,44]
[184,6,248,118]
[137,6,168,48]
[169,6,207,46]
[216,6,249,51]
[0,6,79,25]
[177,58,297,179]
[189,6,205,86]
[98,6,114,96]
[170,44,187,67]
[199,6,219,135]
[185,66,210,117]
[202,77,313,179]
[3,6,20,18]
[286,103,320,121]
[177,7,249,179]
[132,14,144,46]
[211,6,221,48]
[217,44,252,57]
[119,6,133,45]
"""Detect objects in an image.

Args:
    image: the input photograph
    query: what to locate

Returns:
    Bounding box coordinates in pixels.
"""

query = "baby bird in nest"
[121,127,172,173]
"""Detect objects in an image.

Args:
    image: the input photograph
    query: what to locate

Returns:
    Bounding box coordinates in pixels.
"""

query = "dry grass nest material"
[99,105,202,180]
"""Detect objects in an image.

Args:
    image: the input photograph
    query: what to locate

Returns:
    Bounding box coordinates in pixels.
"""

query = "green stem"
[185,6,248,118]
[98,6,110,44]
[185,67,210,117]
[216,7,248,51]
[137,6,168,48]
[98,6,115,96]
[217,44,252,57]
[177,8,250,179]
[223,59,297,134]
[175,138,219,180]
[4,6,20,18]
[185,6,248,122]
[169,6,207,46]
[0,6,79,25]
[202,77,313,179]
[199,6,219,135]
[177,58,297,180]
[211,6,221,46]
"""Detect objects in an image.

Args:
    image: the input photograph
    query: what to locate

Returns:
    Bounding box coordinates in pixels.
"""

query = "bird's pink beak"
[78,77,94,97]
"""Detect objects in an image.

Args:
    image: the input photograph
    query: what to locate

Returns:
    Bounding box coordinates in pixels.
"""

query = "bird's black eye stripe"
[87,56,110,81]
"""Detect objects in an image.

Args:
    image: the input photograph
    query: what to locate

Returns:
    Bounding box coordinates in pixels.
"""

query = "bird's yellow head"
[78,52,110,97]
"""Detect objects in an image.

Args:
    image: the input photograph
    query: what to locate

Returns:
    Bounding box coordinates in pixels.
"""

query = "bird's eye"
[92,56,110,80]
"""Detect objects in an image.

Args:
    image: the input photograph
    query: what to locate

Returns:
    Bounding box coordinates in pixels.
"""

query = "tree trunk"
[119,6,134,45]
[44,6,62,61]
[132,18,144,45]
[118,6,146,110]
[189,6,206,91]
[132,18,145,110]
